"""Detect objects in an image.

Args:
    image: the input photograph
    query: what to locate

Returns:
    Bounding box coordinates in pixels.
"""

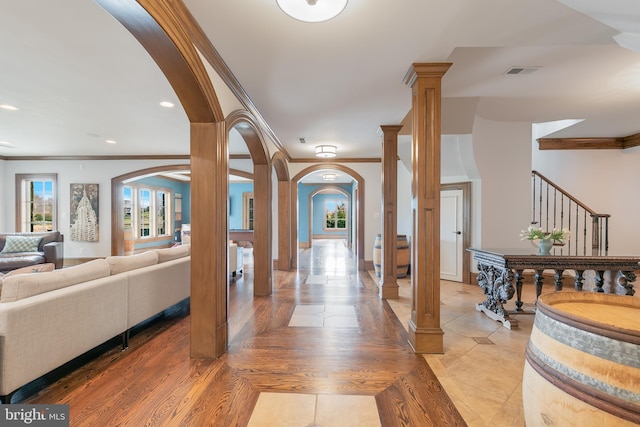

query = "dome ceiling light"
[315,145,337,157]
[276,0,348,23]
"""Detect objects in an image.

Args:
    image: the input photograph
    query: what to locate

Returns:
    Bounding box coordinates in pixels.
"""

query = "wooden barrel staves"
[523,291,640,427]
[373,234,410,278]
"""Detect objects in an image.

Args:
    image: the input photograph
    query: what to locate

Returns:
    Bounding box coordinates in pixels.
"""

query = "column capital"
[403,63,452,87]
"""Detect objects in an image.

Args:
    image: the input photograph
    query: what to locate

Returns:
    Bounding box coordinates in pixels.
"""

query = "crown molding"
[0,154,252,161]
[538,132,640,150]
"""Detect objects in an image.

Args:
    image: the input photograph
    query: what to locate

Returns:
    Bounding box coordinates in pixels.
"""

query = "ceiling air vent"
[505,66,540,75]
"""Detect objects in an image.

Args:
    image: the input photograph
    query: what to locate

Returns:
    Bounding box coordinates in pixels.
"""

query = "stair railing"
[531,170,609,255]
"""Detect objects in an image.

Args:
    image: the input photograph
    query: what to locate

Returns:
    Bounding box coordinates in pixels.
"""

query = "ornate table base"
[467,248,639,329]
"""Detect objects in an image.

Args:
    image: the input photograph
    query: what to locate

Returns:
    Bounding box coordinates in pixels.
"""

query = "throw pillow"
[0,236,43,253]
[4,263,55,277]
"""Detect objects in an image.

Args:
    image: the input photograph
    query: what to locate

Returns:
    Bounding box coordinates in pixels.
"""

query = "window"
[123,184,172,239]
[242,192,254,230]
[16,174,57,232]
[325,199,347,230]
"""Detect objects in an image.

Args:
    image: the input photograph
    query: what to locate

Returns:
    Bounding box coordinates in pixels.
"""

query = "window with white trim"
[16,174,57,232]
[325,199,347,231]
[123,184,172,239]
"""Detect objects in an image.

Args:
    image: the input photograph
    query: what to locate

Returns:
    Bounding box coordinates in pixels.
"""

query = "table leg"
[514,269,524,311]
[475,262,518,329]
[554,269,564,291]
[617,271,636,296]
[594,270,605,292]
[534,269,545,300]
[574,270,584,291]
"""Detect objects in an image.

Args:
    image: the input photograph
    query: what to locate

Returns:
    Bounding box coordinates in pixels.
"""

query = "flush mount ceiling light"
[315,145,337,158]
[277,0,348,23]
[159,101,175,108]
[322,173,336,181]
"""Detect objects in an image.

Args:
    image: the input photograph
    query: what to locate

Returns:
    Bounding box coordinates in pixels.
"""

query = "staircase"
[531,170,609,255]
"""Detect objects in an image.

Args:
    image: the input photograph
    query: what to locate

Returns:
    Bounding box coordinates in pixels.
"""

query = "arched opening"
[226,110,273,296]
[111,165,252,256]
[271,152,291,271]
[291,164,365,270]
[307,185,352,249]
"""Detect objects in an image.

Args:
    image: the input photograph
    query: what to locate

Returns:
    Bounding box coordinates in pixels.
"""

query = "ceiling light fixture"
[105,140,117,144]
[315,145,337,158]
[160,101,175,108]
[0,104,19,111]
[276,0,348,23]
[322,173,336,181]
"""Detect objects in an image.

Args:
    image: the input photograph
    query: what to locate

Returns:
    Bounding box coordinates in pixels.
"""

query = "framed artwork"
[70,183,99,241]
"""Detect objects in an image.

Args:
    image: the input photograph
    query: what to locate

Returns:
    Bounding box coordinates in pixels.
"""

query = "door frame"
[441,182,471,284]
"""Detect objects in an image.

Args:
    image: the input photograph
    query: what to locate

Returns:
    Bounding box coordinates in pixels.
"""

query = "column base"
[379,283,399,299]
[408,320,444,354]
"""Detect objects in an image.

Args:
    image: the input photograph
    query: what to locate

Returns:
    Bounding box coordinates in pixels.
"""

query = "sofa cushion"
[0,253,45,273]
[4,263,55,277]
[106,251,159,275]
[0,259,111,303]
[0,263,55,296]
[155,245,190,263]
[1,235,43,253]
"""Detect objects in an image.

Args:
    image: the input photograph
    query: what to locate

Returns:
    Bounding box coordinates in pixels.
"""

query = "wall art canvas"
[70,183,99,242]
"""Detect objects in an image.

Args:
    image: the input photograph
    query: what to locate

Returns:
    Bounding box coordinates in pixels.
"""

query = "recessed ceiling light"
[160,101,175,108]
[0,141,14,147]
[0,104,19,111]
[105,140,117,144]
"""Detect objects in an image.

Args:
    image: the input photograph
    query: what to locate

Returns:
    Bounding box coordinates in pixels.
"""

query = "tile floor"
[383,273,540,427]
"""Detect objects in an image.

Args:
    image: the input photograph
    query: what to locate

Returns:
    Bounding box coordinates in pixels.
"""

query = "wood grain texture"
[18,246,466,426]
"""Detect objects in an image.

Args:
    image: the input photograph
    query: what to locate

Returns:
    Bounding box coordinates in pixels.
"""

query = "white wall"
[0,159,5,229]
[532,130,640,255]
[2,159,189,258]
[472,117,533,248]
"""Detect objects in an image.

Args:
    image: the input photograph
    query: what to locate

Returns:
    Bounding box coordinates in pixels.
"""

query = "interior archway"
[272,151,291,271]
[307,185,352,249]
[226,110,273,296]
[291,164,365,270]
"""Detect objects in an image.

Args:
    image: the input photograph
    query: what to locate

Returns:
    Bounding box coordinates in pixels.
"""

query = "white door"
[440,189,463,282]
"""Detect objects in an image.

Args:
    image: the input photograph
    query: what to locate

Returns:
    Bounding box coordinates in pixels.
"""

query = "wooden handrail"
[531,170,610,254]
[532,170,609,218]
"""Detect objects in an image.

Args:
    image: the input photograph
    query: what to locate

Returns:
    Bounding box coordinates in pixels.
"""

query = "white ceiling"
[1,0,640,163]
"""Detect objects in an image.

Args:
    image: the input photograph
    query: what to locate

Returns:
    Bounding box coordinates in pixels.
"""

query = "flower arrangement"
[520,225,570,244]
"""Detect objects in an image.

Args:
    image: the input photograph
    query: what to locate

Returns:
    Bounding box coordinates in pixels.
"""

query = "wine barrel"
[372,234,410,278]
[523,291,640,427]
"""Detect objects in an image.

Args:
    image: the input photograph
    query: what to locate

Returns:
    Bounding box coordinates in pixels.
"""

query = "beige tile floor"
[383,273,540,427]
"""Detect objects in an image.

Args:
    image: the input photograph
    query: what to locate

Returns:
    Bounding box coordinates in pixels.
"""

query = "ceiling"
[1,0,640,166]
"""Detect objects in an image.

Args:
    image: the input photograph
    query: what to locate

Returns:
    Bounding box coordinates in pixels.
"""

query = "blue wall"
[312,193,348,237]
[298,183,352,244]
[229,182,254,229]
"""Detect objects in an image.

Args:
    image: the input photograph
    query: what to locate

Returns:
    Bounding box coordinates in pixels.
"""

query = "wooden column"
[190,121,229,358]
[278,179,291,271]
[380,125,403,299]
[404,63,451,353]
[253,163,273,296]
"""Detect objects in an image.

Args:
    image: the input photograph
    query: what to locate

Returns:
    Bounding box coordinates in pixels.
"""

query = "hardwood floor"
[18,240,466,426]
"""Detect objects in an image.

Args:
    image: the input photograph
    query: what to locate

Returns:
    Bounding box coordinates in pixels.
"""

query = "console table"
[467,247,639,329]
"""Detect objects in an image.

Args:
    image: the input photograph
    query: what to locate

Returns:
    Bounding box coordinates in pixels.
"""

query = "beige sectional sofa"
[0,244,190,403]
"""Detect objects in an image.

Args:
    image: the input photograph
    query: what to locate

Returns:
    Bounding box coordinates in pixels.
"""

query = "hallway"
[19,240,466,426]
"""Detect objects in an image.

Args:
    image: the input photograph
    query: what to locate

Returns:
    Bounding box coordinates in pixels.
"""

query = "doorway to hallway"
[298,239,357,276]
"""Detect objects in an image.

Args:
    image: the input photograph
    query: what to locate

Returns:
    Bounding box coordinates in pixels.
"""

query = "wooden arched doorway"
[291,164,365,270]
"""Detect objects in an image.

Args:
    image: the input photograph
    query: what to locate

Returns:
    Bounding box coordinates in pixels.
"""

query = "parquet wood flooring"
[19,241,466,426]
